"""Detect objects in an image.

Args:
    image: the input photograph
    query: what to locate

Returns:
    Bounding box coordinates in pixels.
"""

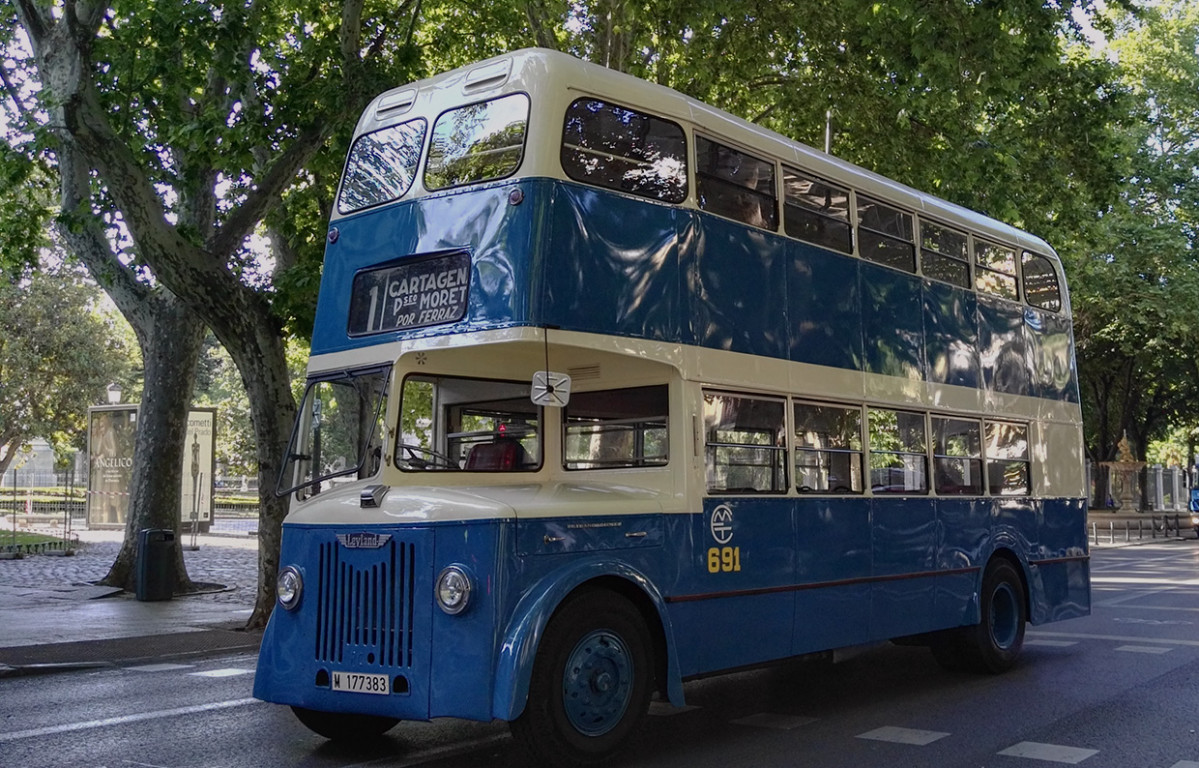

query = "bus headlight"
[277,566,303,610]
[436,565,473,615]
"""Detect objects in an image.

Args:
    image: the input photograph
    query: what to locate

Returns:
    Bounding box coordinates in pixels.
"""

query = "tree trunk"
[99,296,205,592]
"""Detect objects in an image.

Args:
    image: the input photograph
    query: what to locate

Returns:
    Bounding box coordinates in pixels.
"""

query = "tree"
[1069,1,1199,462]
[7,0,423,626]
[0,261,131,477]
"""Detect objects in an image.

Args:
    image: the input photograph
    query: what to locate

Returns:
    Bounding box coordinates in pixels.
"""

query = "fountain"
[1099,433,1146,511]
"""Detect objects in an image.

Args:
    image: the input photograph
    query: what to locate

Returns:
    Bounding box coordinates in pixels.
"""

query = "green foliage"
[0,262,137,475]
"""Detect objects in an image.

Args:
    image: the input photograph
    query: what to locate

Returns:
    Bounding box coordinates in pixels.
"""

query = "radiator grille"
[314,538,416,668]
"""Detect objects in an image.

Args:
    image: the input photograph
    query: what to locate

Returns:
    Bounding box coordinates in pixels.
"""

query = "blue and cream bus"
[254,48,1089,765]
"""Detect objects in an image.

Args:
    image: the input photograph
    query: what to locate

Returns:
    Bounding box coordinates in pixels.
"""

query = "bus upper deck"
[311,48,1075,414]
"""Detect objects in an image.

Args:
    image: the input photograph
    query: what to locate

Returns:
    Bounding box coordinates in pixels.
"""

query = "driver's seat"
[465,438,528,470]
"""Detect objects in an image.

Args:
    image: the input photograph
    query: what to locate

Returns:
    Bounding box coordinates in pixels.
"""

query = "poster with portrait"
[86,406,138,528]
[86,406,217,529]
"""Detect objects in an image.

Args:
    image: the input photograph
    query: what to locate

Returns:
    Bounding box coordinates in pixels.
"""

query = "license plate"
[330,671,390,695]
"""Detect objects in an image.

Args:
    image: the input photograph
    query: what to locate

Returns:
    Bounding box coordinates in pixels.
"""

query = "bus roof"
[356,47,1057,261]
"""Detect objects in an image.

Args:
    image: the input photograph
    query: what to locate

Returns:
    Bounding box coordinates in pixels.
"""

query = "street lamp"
[106,383,122,405]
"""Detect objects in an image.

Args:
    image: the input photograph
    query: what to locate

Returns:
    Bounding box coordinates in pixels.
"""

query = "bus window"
[561,99,687,203]
[338,119,427,214]
[782,168,852,254]
[563,385,669,469]
[278,367,390,498]
[985,420,1029,495]
[397,374,540,471]
[932,416,983,495]
[696,137,777,230]
[424,93,530,191]
[974,240,1019,301]
[1022,252,1062,312]
[793,402,863,493]
[703,392,787,493]
[920,221,970,288]
[858,196,916,273]
[868,408,928,494]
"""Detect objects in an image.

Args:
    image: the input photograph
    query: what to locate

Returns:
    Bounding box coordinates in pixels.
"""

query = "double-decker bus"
[254,48,1089,766]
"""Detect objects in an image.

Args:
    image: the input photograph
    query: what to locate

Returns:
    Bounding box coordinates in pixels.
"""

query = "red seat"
[466,440,522,470]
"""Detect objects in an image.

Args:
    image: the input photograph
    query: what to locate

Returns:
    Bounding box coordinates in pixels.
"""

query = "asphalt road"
[3,541,1199,768]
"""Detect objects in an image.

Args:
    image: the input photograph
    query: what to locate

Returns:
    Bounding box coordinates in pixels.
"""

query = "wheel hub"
[562,629,633,736]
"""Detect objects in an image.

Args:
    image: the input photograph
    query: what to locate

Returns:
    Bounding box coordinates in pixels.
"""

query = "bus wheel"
[963,559,1026,673]
[511,591,653,767]
[290,706,399,741]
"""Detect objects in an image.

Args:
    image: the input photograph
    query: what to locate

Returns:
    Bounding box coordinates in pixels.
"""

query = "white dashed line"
[189,668,254,678]
[125,663,195,673]
[996,741,1098,763]
[1024,639,1079,647]
[1114,645,1174,654]
[856,726,950,746]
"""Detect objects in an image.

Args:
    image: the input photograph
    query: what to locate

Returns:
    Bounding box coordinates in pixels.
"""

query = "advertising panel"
[86,406,217,529]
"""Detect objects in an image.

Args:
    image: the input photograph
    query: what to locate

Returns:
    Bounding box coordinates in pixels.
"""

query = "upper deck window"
[974,240,1019,301]
[338,119,427,214]
[561,99,687,203]
[858,196,915,273]
[783,169,852,254]
[1022,252,1062,312]
[425,93,530,191]
[920,221,970,288]
[696,137,778,230]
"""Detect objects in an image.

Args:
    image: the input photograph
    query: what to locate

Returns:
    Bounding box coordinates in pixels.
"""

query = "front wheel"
[291,706,399,741]
[511,591,653,767]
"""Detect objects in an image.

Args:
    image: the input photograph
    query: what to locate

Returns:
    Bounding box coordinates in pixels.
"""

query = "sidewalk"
[0,529,261,677]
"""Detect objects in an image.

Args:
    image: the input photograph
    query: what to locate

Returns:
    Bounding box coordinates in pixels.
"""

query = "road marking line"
[1028,631,1199,648]
[997,741,1097,763]
[732,712,817,730]
[189,668,254,678]
[0,698,260,742]
[1114,645,1174,654]
[125,663,195,673]
[1167,761,1199,768]
[856,726,949,746]
[1025,639,1078,647]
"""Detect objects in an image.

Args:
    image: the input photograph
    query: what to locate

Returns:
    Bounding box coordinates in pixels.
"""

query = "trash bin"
[136,528,176,602]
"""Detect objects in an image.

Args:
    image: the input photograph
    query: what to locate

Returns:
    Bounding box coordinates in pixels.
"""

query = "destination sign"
[348,251,471,336]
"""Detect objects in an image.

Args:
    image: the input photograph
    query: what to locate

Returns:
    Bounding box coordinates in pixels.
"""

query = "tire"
[511,590,653,767]
[962,559,1026,673]
[291,706,399,741]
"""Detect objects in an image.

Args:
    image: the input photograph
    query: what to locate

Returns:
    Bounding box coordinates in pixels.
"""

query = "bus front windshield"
[278,367,390,498]
[397,374,540,472]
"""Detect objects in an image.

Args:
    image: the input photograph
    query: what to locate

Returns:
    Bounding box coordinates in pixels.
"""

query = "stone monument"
[1100,433,1146,511]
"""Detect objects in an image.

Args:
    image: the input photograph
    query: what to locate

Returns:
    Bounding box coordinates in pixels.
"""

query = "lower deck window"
[397,375,540,472]
[868,408,928,494]
[793,402,863,493]
[704,392,787,493]
[564,385,669,469]
[932,416,983,495]
[986,421,1030,495]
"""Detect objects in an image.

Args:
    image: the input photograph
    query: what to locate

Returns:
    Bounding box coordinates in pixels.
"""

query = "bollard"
[1092,522,1098,546]
[1125,520,1130,542]
[1139,519,1144,539]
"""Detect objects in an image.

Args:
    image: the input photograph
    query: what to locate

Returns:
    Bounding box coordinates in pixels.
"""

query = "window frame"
[782,167,853,254]
[423,92,531,193]
[695,135,779,231]
[856,195,916,274]
[337,118,429,215]
[562,384,670,471]
[703,390,788,494]
[793,400,864,494]
[918,219,972,289]
[1021,251,1063,313]
[560,98,688,204]
[867,407,929,495]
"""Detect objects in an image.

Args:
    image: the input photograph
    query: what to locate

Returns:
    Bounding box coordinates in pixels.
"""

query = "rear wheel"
[511,590,653,767]
[291,706,399,741]
[931,559,1026,674]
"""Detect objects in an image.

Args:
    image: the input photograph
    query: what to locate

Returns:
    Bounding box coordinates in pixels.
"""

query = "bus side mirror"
[531,371,571,407]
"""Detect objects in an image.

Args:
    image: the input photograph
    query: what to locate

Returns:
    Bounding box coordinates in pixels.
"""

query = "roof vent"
[376,88,416,118]
[464,60,512,93]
